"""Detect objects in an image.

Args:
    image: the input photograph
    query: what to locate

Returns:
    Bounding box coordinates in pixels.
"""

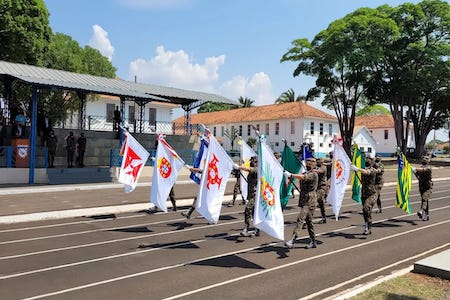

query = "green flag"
[396,152,412,214]
[280,142,302,209]
[351,143,365,204]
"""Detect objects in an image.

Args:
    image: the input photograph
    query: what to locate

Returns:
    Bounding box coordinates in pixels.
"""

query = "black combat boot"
[318,217,327,224]
[417,210,423,220]
[181,207,194,219]
[228,199,235,207]
[305,238,317,249]
[240,226,251,237]
[285,234,297,249]
[363,222,372,235]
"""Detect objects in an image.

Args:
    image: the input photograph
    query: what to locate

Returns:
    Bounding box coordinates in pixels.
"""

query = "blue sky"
[44,0,447,141]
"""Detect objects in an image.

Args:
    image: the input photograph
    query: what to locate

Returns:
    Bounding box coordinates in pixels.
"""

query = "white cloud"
[116,0,194,10]
[129,46,225,92]
[88,25,115,62]
[219,72,274,105]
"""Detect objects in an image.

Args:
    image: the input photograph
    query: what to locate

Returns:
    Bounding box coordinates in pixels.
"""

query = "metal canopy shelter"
[0,60,235,184]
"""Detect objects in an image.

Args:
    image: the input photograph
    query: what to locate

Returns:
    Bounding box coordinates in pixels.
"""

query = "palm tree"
[275,88,307,104]
[224,127,240,150]
[237,96,254,108]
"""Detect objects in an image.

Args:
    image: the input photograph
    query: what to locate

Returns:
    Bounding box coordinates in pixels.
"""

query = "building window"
[265,123,269,135]
[256,124,260,132]
[290,121,295,134]
[384,130,388,139]
[360,147,364,152]
[320,123,323,136]
[275,142,279,147]
[106,103,115,122]
[213,127,217,136]
[320,142,323,147]
[148,108,156,126]
[275,122,279,135]
[368,147,372,153]
[239,125,243,136]
[291,141,295,147]
[329,143,332,148]
[128,105,135,124]
[328,124,332,136]
[310,122,314,134]
[221,126,224,136]
[247,125,251,136]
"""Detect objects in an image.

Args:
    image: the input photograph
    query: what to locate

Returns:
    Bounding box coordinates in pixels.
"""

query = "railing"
[0,146,48,168]
[54,114,205,135]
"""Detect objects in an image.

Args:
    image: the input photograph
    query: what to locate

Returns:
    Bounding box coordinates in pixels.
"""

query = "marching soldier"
[374,155,385,213]
[228,167,244,207]
[234,156,259,237]
[181,166,202,219]
[413,155,433,221]
[351,155,382,235]
[284,157,319,249]
[315,158,328,223]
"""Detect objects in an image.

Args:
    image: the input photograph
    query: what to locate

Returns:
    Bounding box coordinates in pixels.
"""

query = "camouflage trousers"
[243,197,255,228]
[420,189,432,214]
[375,184,383,209]
[362,192,378,223]
[316,187,328,219]
[293,198,316,240]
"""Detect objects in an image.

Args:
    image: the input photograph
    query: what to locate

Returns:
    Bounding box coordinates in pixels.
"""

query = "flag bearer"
[235,156,259,237]
[181,167,202,219]
[351,156,382,235]
[413,155,433,221]
[284,157,319,249]
[315,158,328,224]
[374,155,385,213]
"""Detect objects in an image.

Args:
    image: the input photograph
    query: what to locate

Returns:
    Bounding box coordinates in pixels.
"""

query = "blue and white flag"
[190,137,209,185]
[301,143,314,173]
[254,135,284,240]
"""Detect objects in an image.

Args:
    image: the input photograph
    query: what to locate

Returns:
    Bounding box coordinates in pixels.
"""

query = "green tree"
[275,88,307,104]
[365,0,450,157]
[224,127,240,150]
[197,102,236,113]
[356,105,390,116]
[281,8,397,155]
[237,96,254,107]
[246,137,257,149]
[82,46,116,78]
[0,0,52,65]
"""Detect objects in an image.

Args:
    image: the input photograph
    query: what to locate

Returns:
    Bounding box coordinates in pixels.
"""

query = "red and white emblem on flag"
[261,179,275,206]
[158,156,172,178]
[123,147,143,183]
[207,154,222,189]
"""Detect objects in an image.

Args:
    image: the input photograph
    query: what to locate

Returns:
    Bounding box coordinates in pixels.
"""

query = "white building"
[355,115,415,157]
[352,125,377,157]
[174,102,339,157]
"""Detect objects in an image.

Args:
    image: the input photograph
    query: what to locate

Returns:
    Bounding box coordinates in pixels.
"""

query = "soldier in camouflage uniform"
[235,156,259,237]
[352,155,382,235]
[374,155,385,213]
[315,158,329,224]
[228,168,244,207]
[413,155,433,221]
[284,157,319,249]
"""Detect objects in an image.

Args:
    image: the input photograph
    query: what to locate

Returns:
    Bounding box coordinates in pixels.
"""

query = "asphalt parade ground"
[0,167,449,299]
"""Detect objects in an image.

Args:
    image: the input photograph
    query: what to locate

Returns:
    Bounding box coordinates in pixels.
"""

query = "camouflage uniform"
[361,157,382,235]
[169,187,177,211]
[415,156,433,221]
[229,168,243,206]
[285,157,319,249]
[315,159,328,223]
[45,132,58,168]
[374,157,384,213]
[242,167,258,234]
[65,132,76,168]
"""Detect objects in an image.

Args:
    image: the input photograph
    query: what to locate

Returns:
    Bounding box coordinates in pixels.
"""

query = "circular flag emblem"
[262,182,275,206]
[158,157,172,178]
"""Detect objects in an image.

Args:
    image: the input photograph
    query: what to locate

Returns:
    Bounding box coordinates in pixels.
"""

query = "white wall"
[353,129,376,157]
[368,127,415,156]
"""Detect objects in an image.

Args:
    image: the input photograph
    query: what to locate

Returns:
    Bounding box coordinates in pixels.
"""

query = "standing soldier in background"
[351,156,382,235]
[413,155,433,221]
[284,157,319,249]
[374,154,384,213]
[45,130,58,168]
[77,132,87,167]
[315,158,328,224]
[228,167,244,207]
[65,131,76,168]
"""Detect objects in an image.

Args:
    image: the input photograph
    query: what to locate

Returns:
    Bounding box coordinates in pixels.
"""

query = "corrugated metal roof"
[0,60,235,106]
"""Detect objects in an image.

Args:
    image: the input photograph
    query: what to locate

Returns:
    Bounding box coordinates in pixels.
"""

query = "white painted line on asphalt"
[304,243,450,300]
[20,220,449,300]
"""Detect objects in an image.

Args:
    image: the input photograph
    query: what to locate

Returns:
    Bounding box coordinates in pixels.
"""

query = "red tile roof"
[173,102,337,124]
[355,115,394,129]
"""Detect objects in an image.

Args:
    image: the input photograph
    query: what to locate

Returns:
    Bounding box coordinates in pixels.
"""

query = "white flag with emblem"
[196,135,234,224]
[254,135,284,240]
[327,135,351,220]
[118,132,150,193]
[150,135,185,212]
